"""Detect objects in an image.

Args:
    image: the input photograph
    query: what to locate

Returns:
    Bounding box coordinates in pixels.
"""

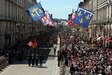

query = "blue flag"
[73,7,93,28]
[37,2,45,12]
[27,3,45,21]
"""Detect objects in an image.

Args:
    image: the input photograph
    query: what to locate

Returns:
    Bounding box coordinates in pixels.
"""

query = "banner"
[73,7,93,28]
[27,3,45,21]
[41,11,54,26]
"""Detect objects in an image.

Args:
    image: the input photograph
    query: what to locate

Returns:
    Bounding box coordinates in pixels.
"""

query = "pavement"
[0,57,60,75]
[64,66,70,75]
[0,36,60,75]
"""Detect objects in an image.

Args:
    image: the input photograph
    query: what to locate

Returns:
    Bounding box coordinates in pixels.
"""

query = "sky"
[36,0,83,19]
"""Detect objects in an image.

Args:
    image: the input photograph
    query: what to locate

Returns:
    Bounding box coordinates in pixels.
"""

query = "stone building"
[78,0,112,40]
[0,0,37,47]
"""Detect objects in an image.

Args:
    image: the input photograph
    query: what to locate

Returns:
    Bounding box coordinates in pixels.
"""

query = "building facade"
[0,0,37,47]
[78,0,112,40]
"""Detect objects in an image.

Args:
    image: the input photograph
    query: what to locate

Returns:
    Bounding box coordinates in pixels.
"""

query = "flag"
[72,12,76,19]
[32,39,38,48]
[49,20,54,26]
[68,19,74,27]
[68,13,74,27]
[41,11,51,25]
[41,15,50,25]
[27,41,33,47]
[73,7,93,28]
[104,36,112,44]
[68,12,76,27]
[41,11,54,26]
[27,3,45,21]
[64,22,68,26]
[37,2,45,12]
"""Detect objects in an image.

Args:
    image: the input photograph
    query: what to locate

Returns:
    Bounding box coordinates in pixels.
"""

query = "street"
[0,36,61,75]
[0,56,59,75]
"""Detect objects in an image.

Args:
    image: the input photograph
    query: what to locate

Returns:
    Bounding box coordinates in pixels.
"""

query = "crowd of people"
[0,26,111,74]
[58,31,112,75]
[0,56,8,71]
[0,46,24,64]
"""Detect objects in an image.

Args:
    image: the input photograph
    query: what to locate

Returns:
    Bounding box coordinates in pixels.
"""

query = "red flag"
[104,36,111,44]
[68,19,74,27]
[68,12,76,27]
[32,39,38,48]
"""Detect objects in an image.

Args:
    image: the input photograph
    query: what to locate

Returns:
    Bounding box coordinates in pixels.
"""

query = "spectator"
[31,53,35,66]
[39,55,43,67]
[70,64,75,75]
[53,44,57,56]
[27,54,31,66]
[35,53,38,66]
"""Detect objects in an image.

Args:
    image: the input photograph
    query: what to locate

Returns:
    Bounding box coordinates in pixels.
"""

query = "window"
[15,7,17,20]
[5,1,7,17]
[103,7,107,19]
[16,7,18,21]
[97,7,107,20]
[98,0,107,5]
[93,11,97,21]
[10,3,12,18]
[111,5,112,17]
[98,0,101,5]
[13,6,15,19]
[12,4,14,18]
[7,2,10,17]
[88,2,92,11]
[93,0,98,11]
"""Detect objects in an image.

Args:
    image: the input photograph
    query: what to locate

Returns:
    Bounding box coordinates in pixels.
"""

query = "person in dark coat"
[27,55,31,66]
[31,53,35,66]
[70,64,75,75]
[35,54,38,66]
[39,55,43,67]
[57,51,61,67]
